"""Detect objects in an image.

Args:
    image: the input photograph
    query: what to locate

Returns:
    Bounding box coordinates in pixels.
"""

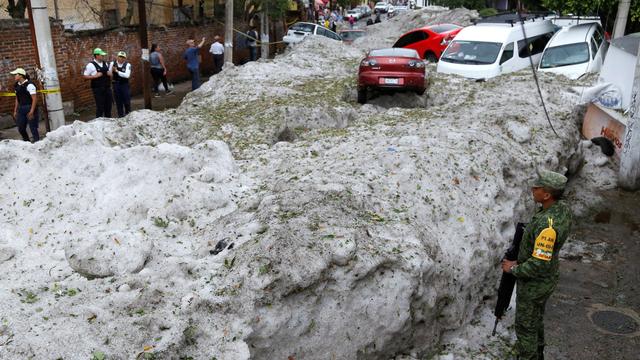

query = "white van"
[538,22,608,79]
[437,14,557,79]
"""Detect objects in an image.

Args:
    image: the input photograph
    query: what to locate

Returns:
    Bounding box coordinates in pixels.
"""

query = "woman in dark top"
[149,44,172,96]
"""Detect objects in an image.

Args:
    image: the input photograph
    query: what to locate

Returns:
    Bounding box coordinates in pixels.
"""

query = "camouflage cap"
[533,169,567,190]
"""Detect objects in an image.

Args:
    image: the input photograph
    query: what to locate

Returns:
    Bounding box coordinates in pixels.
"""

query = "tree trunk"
[7,0,27,19]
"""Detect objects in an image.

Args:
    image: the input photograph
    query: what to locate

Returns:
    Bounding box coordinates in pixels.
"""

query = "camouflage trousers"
[515,279,556,360]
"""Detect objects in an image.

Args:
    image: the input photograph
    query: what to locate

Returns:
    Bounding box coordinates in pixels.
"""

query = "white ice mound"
[65,229,152,278]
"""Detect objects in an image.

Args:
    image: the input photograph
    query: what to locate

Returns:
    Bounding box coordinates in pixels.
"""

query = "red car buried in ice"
[357,48,426,104]
[393,23,463,62]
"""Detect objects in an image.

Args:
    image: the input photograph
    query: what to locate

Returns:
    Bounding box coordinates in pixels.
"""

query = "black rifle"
[492,222,527,336]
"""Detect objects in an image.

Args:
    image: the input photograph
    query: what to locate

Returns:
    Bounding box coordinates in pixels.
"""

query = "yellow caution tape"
[0,88,61,97]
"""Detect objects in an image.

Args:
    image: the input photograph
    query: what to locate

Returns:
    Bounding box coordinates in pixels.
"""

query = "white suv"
[538,22,608,79]
[283,22,343,44]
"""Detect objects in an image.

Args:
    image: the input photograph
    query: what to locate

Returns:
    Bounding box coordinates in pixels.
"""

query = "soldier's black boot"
[537,345,545,360]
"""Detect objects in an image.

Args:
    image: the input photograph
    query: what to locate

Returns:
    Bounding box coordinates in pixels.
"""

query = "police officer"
[83,48,112,118]
[11,68,40,142]
[502,169,573,360]
[111,51,132,117]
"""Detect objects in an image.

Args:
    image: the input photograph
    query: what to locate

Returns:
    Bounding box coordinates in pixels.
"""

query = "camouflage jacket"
[512,200,573,281]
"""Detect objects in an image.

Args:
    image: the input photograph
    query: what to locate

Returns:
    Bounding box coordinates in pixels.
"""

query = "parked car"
[358,5,372,18]
[387,5,396,17]
[437,13,557,79]
[538,22,608,79]
[347,8,363,21]
[374,1,390,13]
[357,48,426,104]
[283,22,343,44]
[393,23,463,62]
[339,29,366,44]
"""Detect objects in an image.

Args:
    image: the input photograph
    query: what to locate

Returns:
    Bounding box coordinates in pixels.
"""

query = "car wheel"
[357,88,367,104]
[415,88,425,96]
[424,52,438,63]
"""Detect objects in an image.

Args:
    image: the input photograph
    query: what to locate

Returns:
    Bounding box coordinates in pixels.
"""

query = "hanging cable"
[517,12,560,138]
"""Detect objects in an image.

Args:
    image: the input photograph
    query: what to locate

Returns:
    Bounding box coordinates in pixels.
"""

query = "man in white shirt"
[11,68,40,142]
[111,51,132,117]
[82,48,113,118]
[209,35,225,75]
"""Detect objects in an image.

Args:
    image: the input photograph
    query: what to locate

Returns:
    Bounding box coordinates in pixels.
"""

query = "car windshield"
[376,2,387,6]
[429,24,461,33]
[340,31,366,41]
[440,40,502,65]
[370,48,419,58]
[290,23,315,33]
[540,42,590,68]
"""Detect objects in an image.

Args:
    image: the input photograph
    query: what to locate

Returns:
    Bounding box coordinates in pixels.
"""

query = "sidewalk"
[0,75,209,141]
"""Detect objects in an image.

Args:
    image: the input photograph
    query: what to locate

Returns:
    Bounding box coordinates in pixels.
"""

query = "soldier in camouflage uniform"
[502,170,573,360]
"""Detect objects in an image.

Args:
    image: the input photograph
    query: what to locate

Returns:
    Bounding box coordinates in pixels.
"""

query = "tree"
[6,0,27,19]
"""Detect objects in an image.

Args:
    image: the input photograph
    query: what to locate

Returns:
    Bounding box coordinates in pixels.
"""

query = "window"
[393,31,428,48]
[540,43,589,68]
[103,9,118,28]
[290,23,316,33]
[593,26,604,48]
[590,39,599,59]
[440,40,503,64]
[326,30,342,41]
[429,24,461,34]
[316,27,328,37]
[518,32,554,58]
[499,42,514,65]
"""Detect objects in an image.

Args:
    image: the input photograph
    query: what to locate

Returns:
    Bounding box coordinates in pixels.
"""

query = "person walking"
[183,37,206,90]
[501,169,573,360]
[209,35,225,75]
[83,48,112,118]
[348,15,356,29]
[11,68,39,142]
[111,51,132,117]
[150,43,172,97]
[246,26,259,62]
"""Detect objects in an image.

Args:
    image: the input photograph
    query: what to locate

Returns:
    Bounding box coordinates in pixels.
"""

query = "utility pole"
[138,0,152,109]
[612,0,631,39]
[224,0,233,64]
[619,45,640,190]
[27,0,65,130]
[260,8,269,60]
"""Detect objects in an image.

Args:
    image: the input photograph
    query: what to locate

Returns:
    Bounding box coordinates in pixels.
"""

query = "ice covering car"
[283,22,342,44]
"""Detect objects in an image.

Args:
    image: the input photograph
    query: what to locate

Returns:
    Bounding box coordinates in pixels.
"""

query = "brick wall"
[0,19,250,116]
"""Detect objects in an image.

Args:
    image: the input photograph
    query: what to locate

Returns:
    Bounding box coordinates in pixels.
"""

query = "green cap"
[533,169,567,190]
[93,48,107,56]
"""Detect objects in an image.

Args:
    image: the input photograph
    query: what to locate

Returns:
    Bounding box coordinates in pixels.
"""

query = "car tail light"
[360,59,377,67]
[407,60,424,68]
[441,35,453,46]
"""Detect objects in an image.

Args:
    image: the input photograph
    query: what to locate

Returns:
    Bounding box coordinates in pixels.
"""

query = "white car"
[347,8,363,21]
[374,1,390,13]
[283,22,342,44]
[437,14,556,79]
[538,22,608,79]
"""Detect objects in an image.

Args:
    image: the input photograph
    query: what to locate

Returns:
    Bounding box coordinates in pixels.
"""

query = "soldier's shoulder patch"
[532,217,556,261]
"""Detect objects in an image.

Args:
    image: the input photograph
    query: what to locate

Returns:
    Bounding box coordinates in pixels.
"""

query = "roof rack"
[474,11,554,27]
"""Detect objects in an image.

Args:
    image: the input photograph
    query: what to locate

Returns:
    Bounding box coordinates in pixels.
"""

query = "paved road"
[546,189,640,359]
[0,75,210,141]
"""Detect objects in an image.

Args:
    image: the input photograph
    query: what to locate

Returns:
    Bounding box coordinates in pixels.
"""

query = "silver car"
[283,22,343,44]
